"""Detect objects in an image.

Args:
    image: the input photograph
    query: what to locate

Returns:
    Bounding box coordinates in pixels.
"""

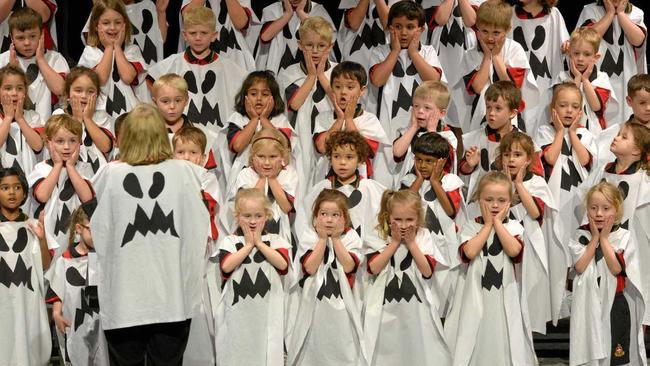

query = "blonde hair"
[311,189,352,228]
[586,181,624,224]
[234,188,273,219]
[248,128,291,166]
[376,190,424,240]
[476,0,512,30]
[183,6,216,31]
[551,82,583,109]
[413,81,451,110]
[471,171,514,203]
[152,73,189,97]
[298,16,334,44]
[45,114,83,140]
[87,0,132,47]
[570,27,601,54]
[119,104,172,165]
[67,207,89,250]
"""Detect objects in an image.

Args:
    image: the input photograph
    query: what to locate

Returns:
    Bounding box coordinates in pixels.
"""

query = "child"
[0,65,44,180]
[552,27,618,134]
[450,0,538,134]
[536,83,598,323]
[495,131,559,333]
[180,0,257,71]
[216,188,290,366]
[0,0,57,53]
[401,132,463,313]
[445,171,536,365]
[48,207,108,366]
[88,104,209,364]
[171,126,222,366]
[28,114,94,256]
[597,73,650,166]
[288,188,364,366]
[0,167,52,366]
[227,128,297,244]
[569,181,646,366]
[369,1,444,147]
[509,0,569,114]
[148,6,246,133]
[296,131,385,253]
[0,7,68,120]
[576,0,647,124]
[277,16,336,198]
[223,70,296,186]
[336,0,390,72]
[579,120,650,325]
[313,61,389,186]
[393,80,457,186]
[363,189,450,365]
[53,67,114,174]
[151,73,219,173]
[257,0,335,75]
[77,0,146,120]
[459,81,520,199]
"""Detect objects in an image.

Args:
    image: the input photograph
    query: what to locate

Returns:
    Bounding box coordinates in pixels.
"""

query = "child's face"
[315,201,344,232]
[96,8,126,44]
[236,198,267,232]
[412,96,444,128]
[486,96,516,130]
[553,89,582,127]
[569,40,599,73]
[246,80,274,116]
[174,140,204,166]
[414,152,440,179]
[68,75,97,110]
[0,74,26,107]
[75,219,94,248]
[49,128,81,161]
[183,24,218,55]
[389,203,418,234]
[627,90,650,125]
[252,144,284,177]
[153,85,188,124]
[331,75,365,111]
[0,175,24,212]
[477,24,508,51]
[480,181,511,217]
[331,144,360,182]
[289,0,305,8]
[298,30,331,66]
[587,191,617,230]
[10,27,40,57]
[390,16,422,49]
[501,142,531,178]
[610,125,640,158]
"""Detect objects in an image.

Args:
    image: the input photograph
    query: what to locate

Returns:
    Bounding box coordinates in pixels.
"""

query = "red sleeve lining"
[423,254,437,279]
[594,86,611,129]
[129,62,144,86]
[202,191,218,241]
[506,67,526,88]
[275,248,290,275]
[366,251,380,274]
[464,70,479,96]
[366,138,379,157]
[446,188,462,219]
[241,7,252,31]
[532,196,545,224]
[259,21,274,43]
[459,242,471,263]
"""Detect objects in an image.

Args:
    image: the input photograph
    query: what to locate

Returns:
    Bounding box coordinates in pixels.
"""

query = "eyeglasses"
[301,43,329,52]
[81,224,91,231]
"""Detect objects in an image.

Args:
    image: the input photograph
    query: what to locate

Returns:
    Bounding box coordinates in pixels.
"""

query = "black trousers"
[104,319,191,366]
[610,292,631,366]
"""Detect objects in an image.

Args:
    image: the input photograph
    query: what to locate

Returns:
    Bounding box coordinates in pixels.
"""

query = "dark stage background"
[56,0,650,68]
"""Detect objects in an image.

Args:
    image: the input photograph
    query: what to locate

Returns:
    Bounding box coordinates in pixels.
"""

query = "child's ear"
[359,85,367,97]
[594,52,601,61]
[439,108,447,118]
[509,109,518,120]
[181,30,189,43]
[74,223,83,235]
[211,31,218,43]
[626,95,633,107]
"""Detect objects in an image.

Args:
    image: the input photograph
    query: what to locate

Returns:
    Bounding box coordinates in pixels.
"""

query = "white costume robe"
[216,232,290,366]
[0,221,51,366]
[0,109,43,177]
[77,45,147,120]
[363,228,451,366]
[90,160,210,330]
[445,219,537,366]
[569,226,647,366]
[576,4,647,124]
[288,229,364,366]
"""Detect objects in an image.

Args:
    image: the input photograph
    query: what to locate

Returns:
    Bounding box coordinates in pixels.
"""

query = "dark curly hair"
[325,131,370,163]
[234,70,285,119]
